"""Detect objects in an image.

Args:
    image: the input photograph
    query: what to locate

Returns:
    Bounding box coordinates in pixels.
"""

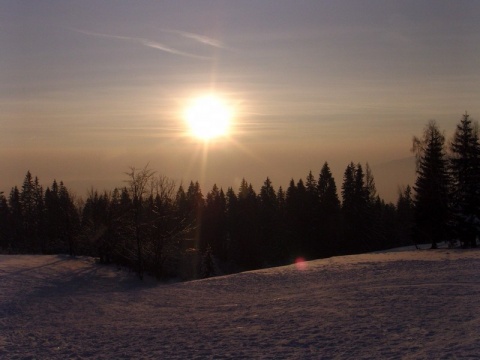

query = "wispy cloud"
[73,29,210,59]
[162,29,224,48]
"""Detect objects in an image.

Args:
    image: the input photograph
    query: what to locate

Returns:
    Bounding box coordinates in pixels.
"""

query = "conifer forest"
[1,113,479,280]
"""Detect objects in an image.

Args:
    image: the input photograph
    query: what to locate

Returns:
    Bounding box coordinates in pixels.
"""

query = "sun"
[184,94,232,140]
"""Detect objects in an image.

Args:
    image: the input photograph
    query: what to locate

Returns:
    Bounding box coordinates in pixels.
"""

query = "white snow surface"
[1,248,480,359]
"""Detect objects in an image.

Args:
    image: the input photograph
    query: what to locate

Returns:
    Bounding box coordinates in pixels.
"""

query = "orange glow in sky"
[2,1,480,201]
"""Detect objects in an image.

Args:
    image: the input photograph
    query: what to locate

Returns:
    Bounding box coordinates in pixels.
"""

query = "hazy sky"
[2,0,480,202]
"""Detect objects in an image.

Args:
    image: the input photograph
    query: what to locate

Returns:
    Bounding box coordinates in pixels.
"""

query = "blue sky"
[2,1,480,202]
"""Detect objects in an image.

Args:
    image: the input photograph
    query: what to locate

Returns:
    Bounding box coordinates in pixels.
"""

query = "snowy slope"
[1,249,480,359]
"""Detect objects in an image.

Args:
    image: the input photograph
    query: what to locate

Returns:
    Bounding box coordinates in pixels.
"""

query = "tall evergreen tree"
[304,171,320,255]
[277,186,286,213]
[33,177,46,253]
[354,164,368,211]
[202,184,227,259]
[362,164,387,251]
[58,181,79,256]
[258,177,278,264]
[285,178,311,257]
[341,163,356,213]
[0,192,12,251]
[364,163,377,205]
[341,163,374,253]
[412,120,451,248]
[45,180,61,252]
[185,181,205,248]
[20,171,36,252]
[236,179,260,268]
[353,163,371,252]
[305,171,318,202]
[318,162,340,212]
[9,186,23,251]
[225,187,239,265]
[449,112,480,247]
[317,162,341,256]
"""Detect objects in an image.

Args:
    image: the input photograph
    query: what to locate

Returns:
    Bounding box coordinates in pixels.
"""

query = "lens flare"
[295,257,308,271]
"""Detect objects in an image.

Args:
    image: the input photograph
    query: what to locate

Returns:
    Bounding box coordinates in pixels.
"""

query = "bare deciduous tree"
[125,164,156,279]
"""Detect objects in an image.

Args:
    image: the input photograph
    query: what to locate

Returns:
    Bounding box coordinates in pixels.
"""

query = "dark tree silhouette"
[8,186,23,252]
[341,163,359,253]
[449,112,480,247]
[45,181,61,252]
[58,181,79,256]
[317,162,341,256]
[396,185,415,247]
[258,177,278,265]
[225,186,239,266]
[125,165,156,279]
[7,135,466,279]
[285,178,308,257]
[341,163,380,253]
[146,176,187,279]
[201,244,215,278]
[0,192,12,251]
[185,181,205,249]
[20,171,37,252]
[234,179,260,268]
[202,184,227,261]
[412,120,450,248]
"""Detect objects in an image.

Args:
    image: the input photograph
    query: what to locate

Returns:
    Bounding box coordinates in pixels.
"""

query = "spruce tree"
[365,163,377,205]
[284,179,299,256]
[33,177,46,253]
[318,162,340,213]
[363,164,386,251]
[412,120,450,248]
[20,171,36,252]
[304,171,320,255]
[226,179,259,269]
[341,163,356,214]
[225,187,239,264]
[203,184,227,259]
[238,180,259,268]
[449,112,480,247]
[258,177,278,264]
[341,162,357,253]
[44,182,60,252]
[317,162,341,256]
[58,181,79,256]
[0,192,12,251]
[341,163,374,253]
[9,186,23,252]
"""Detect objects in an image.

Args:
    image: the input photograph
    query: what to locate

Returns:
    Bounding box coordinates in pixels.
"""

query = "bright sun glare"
[184,94,232,140]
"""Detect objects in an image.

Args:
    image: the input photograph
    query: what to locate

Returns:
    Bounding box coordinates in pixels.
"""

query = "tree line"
[0,112,478,279]
[412,112,480,249]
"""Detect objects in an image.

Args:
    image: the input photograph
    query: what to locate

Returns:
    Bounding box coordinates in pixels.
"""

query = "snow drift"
[1,248,479,359]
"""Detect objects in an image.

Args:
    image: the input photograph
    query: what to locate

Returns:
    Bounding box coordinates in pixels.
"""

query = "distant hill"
[371,156,416,203]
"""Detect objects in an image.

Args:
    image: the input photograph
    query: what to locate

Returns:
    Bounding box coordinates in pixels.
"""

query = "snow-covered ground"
[1,248,479,359]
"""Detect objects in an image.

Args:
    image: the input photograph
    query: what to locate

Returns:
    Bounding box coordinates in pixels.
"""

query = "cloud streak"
[162,29,224,48]
[74,29,210,59]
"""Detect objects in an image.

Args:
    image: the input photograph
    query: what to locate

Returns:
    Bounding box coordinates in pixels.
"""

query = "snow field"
[1,249,479,359]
